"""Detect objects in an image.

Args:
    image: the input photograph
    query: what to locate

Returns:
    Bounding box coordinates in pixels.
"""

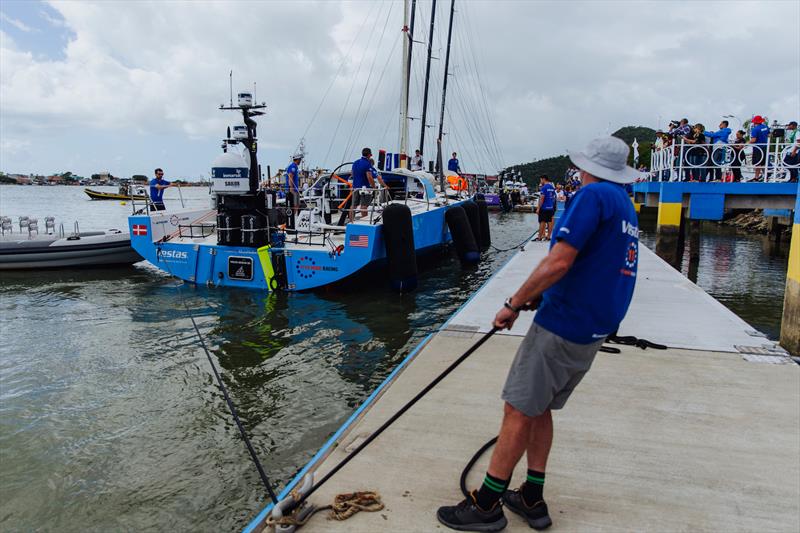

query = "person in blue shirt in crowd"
[536,175,556,241]
[448,152,461,173]
[749,115,771,181]
[437,137,640,532]
[350,147,378,222]
[149,168,171,211]
[285,153,302,218]
[703,120,732,181]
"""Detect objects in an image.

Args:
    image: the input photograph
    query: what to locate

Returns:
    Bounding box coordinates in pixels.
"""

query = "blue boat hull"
[129,203,458,291]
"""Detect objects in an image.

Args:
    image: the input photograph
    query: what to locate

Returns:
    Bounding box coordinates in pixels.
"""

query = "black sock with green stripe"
[521,469,545,505]
[475,472,509,510]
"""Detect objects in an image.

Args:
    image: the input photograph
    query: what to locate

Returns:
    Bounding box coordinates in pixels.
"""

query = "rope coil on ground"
[266,491,384,531]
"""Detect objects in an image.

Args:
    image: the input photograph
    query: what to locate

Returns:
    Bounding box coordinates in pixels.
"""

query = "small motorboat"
[0,216,142,270]
[85,181,148,201]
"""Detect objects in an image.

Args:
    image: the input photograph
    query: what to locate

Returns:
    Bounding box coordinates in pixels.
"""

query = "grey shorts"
[502,322,604,417]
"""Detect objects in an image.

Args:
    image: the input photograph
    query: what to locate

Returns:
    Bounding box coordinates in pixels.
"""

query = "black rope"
[460,435,497,497]
[288,326,501,512]
[158,246,279,504]
[490,230,538,253]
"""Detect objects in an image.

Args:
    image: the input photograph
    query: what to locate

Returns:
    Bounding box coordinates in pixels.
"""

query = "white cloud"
[0,0,798,179]
[0,12,36,33]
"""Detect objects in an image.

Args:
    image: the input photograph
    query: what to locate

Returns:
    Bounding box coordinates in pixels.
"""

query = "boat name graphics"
[157,249,189,262]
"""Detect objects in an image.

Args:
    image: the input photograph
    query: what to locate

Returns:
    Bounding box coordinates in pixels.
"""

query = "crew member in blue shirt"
[149,168,171,211]
[350,147,377,222]
[285,153,302,219]
[749,115,770,181]
[704,120,732,181]
[537,175,556,241]
[438,137,640,532]
[448,152,461,173]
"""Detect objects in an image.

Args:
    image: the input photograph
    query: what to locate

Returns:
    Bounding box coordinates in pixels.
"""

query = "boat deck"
[246,243,800,532]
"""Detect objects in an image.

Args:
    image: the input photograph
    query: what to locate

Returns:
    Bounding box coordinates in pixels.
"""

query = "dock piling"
[780,184,800,354]
[655,183,684,269]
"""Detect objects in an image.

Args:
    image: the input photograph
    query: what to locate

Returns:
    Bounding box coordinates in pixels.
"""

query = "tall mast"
[405,0,418,114]
[399,0,411,168]
[436,0,455,193]
[419,0,437,158]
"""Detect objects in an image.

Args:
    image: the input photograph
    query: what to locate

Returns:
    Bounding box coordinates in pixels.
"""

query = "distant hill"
[505,125,657,186]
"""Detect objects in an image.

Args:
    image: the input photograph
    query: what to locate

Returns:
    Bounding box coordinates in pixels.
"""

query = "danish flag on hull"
[132,224,148,236]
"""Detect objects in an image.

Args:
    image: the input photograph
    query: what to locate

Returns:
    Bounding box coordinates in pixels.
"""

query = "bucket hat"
[567,136,640,184]
[751,115,765,124]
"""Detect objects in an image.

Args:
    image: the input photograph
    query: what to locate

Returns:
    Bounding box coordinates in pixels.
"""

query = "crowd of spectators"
[652,115,798,182]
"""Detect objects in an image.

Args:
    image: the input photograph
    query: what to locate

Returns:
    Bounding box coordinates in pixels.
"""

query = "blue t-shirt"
[448,158,459,172]
[540,182,556,210]
[149,178,170,203]
[750,123,770,144]
[285,162,299,192]
[352,157,375,189]
[534,181,639,344]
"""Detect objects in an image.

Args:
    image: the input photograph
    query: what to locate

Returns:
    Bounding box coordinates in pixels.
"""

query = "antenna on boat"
[229,70,233,108]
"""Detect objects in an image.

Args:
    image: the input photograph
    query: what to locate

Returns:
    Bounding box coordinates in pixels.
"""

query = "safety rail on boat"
[647,140,798,182]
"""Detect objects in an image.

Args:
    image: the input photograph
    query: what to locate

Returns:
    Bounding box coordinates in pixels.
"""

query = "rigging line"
[450,26,497,169]
[323,0,385,167]
[454,46,501,171]
[449,74,492,172]
[450,23,496,169]
[342,1,397,160]
[293,1,377,156]
[459,7,505,166]
[351,32,402,153]
[155,255,280,505]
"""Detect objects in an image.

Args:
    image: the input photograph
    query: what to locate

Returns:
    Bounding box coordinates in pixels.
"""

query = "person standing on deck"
[448,152,461,173]
[149,168,172,211]
[536,175,556,241]
[411,149,424,171]
[437,137,640,532]
[286,154,303,218]
[704,120,732,181]
[350,147,377,222]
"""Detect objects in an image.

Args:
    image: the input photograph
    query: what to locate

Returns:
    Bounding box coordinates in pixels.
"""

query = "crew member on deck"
[411,149,424,171]
[448,152,461,173]
[350,148,377,222]
[537,175,556,241]
[149,168,172,211]
[286,153,303,217]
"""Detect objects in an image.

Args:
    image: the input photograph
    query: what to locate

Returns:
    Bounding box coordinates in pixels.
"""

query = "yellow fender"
[257,245,276,291]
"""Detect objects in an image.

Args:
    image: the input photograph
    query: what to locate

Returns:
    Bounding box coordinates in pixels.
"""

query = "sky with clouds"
[1,0,798,180]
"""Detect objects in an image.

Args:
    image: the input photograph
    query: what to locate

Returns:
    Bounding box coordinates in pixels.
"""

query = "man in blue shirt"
[438,137,639,532]
[350,147,378,221]
[149,168,171,211]
[448,152,461,173]
[285,154,302,220]
[704,120,732,181]
[749,115,770,181]
[536,175,556,241]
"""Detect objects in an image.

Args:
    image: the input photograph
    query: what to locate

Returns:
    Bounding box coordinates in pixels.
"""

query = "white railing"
[648,140,798,182]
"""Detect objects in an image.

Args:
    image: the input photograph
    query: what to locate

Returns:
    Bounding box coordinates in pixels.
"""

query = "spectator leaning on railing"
[683,123,709,182]
[703,120,732,181]
[786,121,798,182]
[730,130,747,182]
[749,115,771,181]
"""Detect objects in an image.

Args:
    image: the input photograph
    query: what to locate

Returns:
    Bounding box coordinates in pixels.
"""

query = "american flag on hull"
[349,234,369,248]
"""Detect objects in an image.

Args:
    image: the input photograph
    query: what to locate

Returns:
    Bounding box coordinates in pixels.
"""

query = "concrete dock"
[246,243,800,532]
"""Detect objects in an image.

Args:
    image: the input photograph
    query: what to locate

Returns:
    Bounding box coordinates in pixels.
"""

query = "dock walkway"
[247,242,799,532]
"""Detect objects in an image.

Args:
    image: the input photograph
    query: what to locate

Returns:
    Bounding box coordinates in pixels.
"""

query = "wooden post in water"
[780,184,800,354]
[655,183,684,269]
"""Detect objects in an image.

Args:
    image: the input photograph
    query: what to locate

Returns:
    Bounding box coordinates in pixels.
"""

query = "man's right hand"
[493,307,518,330]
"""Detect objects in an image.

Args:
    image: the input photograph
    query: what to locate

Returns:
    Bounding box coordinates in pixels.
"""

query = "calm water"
[0,186,789,532]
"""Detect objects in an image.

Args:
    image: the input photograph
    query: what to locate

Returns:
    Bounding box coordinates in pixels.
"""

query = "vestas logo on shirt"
[621,220,640,238]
